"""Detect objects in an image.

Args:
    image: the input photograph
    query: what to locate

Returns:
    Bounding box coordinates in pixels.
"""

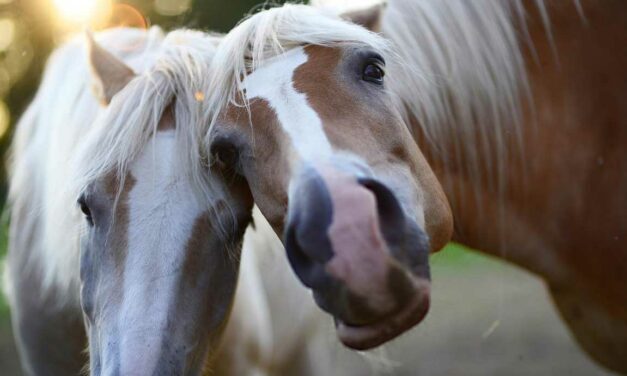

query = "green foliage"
[432,242,503,269]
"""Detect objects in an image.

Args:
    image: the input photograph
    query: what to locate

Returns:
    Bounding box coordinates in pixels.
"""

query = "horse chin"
[334,280,430,350]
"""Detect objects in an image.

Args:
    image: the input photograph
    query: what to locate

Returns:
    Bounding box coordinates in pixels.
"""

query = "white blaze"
[119,131,202,374]
[243,47,333,162]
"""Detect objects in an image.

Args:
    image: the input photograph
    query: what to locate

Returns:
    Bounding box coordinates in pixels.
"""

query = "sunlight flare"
[51,0,111,26]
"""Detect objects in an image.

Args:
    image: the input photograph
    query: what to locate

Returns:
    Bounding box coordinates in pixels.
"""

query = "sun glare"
[52,0,111,26]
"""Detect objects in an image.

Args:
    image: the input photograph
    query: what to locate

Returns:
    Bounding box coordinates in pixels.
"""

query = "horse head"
[75,32,252,374]
[206,5,452,350]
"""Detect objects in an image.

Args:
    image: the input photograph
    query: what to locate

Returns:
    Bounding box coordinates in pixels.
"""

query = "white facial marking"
[119,131,203,374]
[243,47,333,162]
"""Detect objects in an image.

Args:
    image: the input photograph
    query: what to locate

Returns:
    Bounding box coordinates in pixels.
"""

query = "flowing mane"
[313,0,579,195]
[7,27,221,303]
[381,0,539,194]
[204,4,391,140]
[206,0,561,196]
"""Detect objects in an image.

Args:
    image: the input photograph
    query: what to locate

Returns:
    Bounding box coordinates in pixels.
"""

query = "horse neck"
[388,0,627,284]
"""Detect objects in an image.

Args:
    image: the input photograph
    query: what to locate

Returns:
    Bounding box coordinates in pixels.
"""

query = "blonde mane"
[316,0,545,192]
[308,0,575,205]
[7,27,222,305]
[72,28,224,202]
[380,0,540,196]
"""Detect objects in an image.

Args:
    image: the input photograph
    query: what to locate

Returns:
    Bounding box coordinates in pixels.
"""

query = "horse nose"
[283,165,414,291]
[285,163,430,327]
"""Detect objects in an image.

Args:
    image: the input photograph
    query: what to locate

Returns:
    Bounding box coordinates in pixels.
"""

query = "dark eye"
[363,63,384,84]
[78,196,93,226]
[210,137,240,171]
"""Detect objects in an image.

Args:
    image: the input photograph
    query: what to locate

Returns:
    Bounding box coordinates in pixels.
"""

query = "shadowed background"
[0,0,616,375]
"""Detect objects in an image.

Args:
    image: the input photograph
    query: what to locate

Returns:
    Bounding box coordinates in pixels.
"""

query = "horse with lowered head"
[3,27,253,375]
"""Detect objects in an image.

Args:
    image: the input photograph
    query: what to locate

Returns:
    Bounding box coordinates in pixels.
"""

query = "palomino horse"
[2,27,254,375]
[366,0,625,372]
[205,4,453,352]
[277,0,625,372]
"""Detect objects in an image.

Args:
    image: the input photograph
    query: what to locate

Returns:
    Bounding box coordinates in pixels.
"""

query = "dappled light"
[0,18,15,51]
[154,0,192,16]
[0,101,9,138]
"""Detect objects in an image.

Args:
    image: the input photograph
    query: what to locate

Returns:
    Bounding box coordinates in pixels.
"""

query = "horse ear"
[341,3,385,32]
[86,31,136,105]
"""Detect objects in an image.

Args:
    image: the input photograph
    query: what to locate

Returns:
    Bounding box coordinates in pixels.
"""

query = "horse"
[240,0,625,372]
[1,27,255,375]
[366,0,626,372]
[204,3,453,353]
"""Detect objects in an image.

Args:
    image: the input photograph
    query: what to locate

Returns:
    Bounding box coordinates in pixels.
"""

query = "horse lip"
[334,280,430,350]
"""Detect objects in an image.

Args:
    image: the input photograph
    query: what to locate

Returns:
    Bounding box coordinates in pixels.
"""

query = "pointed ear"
[86,31,136,105]
[341,3,385,32]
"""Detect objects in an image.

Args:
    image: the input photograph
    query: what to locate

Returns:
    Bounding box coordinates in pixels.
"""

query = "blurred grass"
[432,242,496,268]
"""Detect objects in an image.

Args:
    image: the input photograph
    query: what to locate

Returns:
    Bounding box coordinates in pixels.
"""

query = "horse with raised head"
[2,27,255,375]
[234,1,626,372]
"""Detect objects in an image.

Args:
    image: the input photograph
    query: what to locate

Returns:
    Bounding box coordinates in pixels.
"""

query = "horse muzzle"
[284,162,431,350]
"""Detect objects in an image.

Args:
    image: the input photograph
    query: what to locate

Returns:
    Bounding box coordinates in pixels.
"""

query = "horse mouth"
[334,281,430,350]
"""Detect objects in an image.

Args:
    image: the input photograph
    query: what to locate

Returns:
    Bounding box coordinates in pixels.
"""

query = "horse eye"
[78,197,93,226]
[210,138,240,171]
[363,63,384,84]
